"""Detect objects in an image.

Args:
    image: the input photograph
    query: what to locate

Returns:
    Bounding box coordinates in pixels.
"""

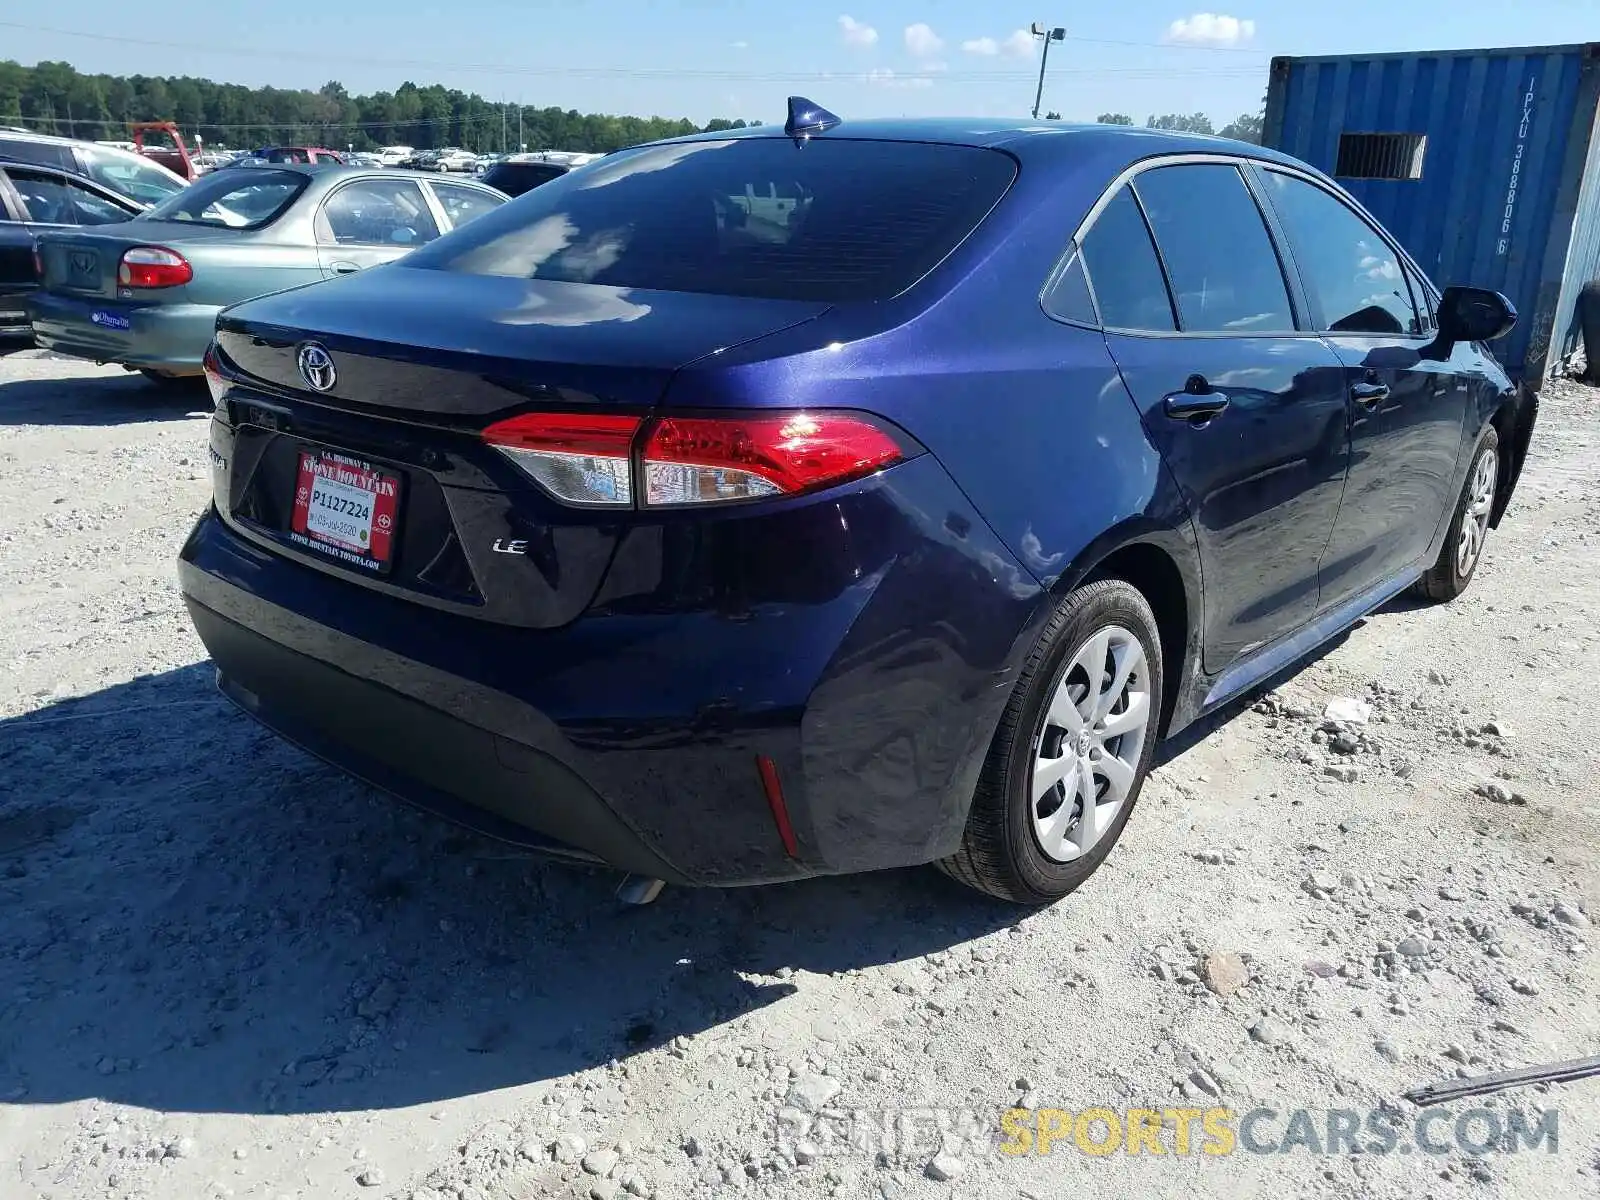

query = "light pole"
[1030,22,1066,120]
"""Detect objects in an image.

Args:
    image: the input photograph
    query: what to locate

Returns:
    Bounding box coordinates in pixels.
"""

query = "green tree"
[1096,112,1134,126]
[1146,112,1214,135]
[1218,112,1263,144]
[0,57,741,153]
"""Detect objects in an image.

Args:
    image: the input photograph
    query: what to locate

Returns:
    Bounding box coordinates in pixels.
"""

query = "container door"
[1255,167,1468,611]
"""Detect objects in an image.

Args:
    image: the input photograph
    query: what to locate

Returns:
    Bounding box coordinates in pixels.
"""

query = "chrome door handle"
[1350,380,1390,407]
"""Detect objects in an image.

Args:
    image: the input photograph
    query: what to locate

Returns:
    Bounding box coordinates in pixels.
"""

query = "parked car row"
[1,129,591,359]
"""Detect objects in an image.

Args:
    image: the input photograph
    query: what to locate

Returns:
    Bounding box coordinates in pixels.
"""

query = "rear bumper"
[178,455,1045,886]
[27,292,220,373]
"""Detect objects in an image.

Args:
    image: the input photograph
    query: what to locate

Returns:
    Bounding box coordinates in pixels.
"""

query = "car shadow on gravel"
[0,665,1019,1117]
[0,371,210,426]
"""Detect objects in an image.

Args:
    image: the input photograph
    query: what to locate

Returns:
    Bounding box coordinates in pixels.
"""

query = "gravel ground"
[1,350,1598,1200]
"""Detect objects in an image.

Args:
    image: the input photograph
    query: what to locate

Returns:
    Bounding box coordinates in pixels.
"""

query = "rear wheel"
[939,578,1163,905]
[1414,427,1499,602]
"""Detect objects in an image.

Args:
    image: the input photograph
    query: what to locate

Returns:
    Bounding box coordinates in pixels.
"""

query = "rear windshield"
[481,162,568,196]
[140,169,307,229]
[405,138,1017,301]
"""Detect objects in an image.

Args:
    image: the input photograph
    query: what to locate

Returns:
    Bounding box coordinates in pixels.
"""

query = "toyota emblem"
[296,342,337,392]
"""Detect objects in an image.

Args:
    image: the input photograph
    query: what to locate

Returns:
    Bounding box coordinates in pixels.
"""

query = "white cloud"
[866,67,934,90]
[839,15,879,48]
[904,22,944,57]
[1001,29,1036,57]
[730,40,748,49]
[961,36,999,56]
[1166,13,1256,46]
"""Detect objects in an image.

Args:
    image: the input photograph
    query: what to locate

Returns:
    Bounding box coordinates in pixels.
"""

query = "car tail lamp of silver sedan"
[118,246,193,289]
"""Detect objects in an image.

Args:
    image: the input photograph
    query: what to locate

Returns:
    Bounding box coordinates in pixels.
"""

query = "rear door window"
[428,181,504,229]
[321,178,442,246]
[1133,163,1295,334]
[408,138,1017,301]
[1076,187,1175,331]
[1260,170,1421,336]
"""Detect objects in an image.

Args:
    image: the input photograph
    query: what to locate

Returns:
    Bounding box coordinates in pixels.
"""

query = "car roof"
[236,163,501,184]
[652,117,1306,170]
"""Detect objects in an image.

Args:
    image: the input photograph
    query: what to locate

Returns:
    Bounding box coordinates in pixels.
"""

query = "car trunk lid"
[208,267,830,628]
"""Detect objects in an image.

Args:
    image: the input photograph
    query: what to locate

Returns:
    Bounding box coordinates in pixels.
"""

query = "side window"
[1133,164,1295,334]
[0,138,71,170]
[64,179,130,226]
[321,179,442,247]
[1078,187,1175,332]
[1403,261,1436,333]
[9,171,80,225]
[1041,245,1096,325]
[1262,170,1421,336]
[429,182,503,230]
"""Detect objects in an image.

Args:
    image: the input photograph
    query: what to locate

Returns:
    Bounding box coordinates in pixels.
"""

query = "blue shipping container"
[1264,43,1600,384]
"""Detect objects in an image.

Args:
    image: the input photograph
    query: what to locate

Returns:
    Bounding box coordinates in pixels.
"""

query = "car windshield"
[139,169,307,229]
[77,144,187,206]
[405,137,1018,302]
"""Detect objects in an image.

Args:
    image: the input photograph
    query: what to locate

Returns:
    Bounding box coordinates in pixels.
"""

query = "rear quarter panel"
[181,239,325,308]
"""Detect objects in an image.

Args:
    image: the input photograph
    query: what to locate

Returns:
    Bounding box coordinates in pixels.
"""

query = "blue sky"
[4,1,1597,125]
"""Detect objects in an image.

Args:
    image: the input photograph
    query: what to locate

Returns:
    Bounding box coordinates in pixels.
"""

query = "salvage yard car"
[1,160,142,344]
[27,164,506,383]
[180,104,1537,904]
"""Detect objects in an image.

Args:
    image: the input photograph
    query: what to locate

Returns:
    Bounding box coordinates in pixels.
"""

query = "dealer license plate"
[289,450,401,572]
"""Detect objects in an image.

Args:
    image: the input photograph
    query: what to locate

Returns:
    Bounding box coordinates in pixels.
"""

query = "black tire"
[1414,426,1499,603]
[939,578,1164,905]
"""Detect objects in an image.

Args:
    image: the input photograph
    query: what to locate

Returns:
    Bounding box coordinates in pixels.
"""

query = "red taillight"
[118,246,193,289]
[481,411,642,507]
[202,341,227,407]
[639,411,905,506]
[32,246,43,280]
[480,409,909,509]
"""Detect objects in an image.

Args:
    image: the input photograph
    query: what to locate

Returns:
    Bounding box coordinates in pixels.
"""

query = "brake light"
[118,246,192,289]
[481,411,642,507]
[640,412,905,506]
[32,246,43,280]
[202,341,227,407]
[481,409,910,508]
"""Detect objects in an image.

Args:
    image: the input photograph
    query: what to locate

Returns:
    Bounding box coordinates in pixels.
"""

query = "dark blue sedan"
[180,102,1536,904]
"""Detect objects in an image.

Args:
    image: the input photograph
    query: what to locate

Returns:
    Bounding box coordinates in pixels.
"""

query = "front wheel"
[939,578,1163,905]
[1414,427,1499,602]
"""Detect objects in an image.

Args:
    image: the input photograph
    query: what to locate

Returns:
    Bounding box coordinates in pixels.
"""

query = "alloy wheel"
[1030,624,1152,863]
[1456,448,1498,577]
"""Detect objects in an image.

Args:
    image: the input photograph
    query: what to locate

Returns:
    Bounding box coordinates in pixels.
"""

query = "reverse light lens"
[118,246,193,289]
[202,341,227,407]
[640,412,905,506]
[481,411,642,507]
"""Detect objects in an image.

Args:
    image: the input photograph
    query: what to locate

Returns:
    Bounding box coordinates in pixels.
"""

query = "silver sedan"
[28,164,507,383]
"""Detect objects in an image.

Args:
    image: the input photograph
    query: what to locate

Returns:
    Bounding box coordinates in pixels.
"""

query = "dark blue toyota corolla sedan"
[180,103,1537,905]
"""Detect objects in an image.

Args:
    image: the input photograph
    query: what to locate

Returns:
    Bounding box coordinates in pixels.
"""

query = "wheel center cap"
[1075,731,1093,757]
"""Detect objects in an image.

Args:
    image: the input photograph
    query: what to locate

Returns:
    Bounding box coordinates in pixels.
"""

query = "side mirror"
[1437,285,1517,344]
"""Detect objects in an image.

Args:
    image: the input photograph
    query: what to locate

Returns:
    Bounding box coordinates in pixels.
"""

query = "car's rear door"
[314,176,443,276]
[1253,167,1469,612]
[1077,159,1351,675]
